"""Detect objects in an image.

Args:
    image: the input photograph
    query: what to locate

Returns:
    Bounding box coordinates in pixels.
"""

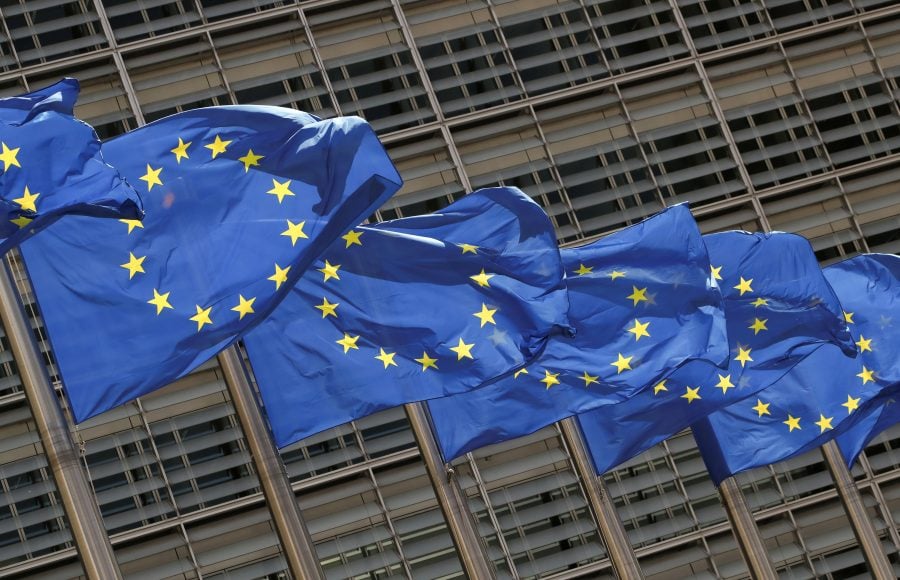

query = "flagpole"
[820,440,894,579]
[405,402,497,579]
[217,346,326,580]
[717,477,777,579]
[0,260,123,579]
[558,418,644,579]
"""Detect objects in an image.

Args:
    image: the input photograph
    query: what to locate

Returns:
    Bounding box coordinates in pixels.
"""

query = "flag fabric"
[22,106,401,422]
[0,78,141,253]
[427,204,729,461]
[838,384,899,468]
[579,231,855,475]
[694,253,900,482]
[243,186,571,448]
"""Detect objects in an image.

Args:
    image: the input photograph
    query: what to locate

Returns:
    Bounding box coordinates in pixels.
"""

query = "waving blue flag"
[694,253,900,482]
[23,107,401,422]
[427,204,728,461]
[243,187,571,448]
[838,385,900,468]
[579,231,855,475]
[0,78,141,253]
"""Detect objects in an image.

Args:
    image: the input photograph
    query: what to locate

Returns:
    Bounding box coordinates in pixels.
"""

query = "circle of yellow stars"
[121,133,312,333]
[319,237,522,374]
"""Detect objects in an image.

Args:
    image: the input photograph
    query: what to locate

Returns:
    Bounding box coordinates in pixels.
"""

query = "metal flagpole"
[717,477,777,580]
[217,346,326,580]
[405,402,497,579]
[558,418,645,579]
[0,260,123,579]
[820,440,895,579]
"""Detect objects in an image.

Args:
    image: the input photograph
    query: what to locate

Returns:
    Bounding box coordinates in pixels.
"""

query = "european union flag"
[691,253,900,481]
[427,204,728,461]
[22,107,401,422]
[834,254,900,467]
[838,384,899,468]
[579,231,855,475]
[243,187,571,448]
[0,79,141,253]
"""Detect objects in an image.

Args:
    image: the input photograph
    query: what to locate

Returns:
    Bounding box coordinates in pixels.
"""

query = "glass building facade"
[0,0,899,578]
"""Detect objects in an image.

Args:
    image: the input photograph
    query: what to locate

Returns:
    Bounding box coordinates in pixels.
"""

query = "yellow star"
[139,164,163,191]
[315,297,339,318]
[375,348,398,369]
[205,134,231,158]
[626,319,650,341]
[281,220,308,246]
[231,295,255,320]
[734,346,753,368]
[715,374,734,394]
[626,286,648,306]
[119,219,144,234]
[855,335,872,353]
[842,394,860,414]
[814,414,833,433]
[581,371,599,387]
[609,270,626,280]
[119,252,146,279]
[147,289,173,315]
[610,353,633,374]
[734,277,753,296]
[170,138,191,163]
[414,352,438,371]
[336,333,359,353]
[318,260,340,282]
[710,265,723,281]
[653,380,668,395]
[783,415,801,432]
[458,243,478,254]
[267,179,296,203]
[843,311,854,324]
[0,142,21,171]
[540,370,560,389]
[749,318,768,335]
[12,186,39,212]
[238,149,263,172]
[189,305,213,331]
[752,399,770,417]
[268,263,290,290]
[473,303,497,327]
[574,263,593,276]
[514,368,529,379]
[10,215,31,228]
[449,338,475,360]
[342,230,363,248]
[681,386,701,403]
[470,269,494,288]
[751,297,768,308]
[857,366,874,384]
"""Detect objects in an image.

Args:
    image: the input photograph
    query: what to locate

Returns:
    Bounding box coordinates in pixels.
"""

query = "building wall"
[0,1,898,578]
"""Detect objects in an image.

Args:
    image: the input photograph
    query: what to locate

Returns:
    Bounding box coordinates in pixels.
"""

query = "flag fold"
[0,78,141,253]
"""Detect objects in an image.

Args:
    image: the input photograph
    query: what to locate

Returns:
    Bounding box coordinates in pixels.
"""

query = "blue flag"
[243,187,571,448]
[22,107,401,422]
[0,78,141,253]
[694,254,900,482]
[838,384,900,468]
[833,254,900,467]
[427,204,729,461]
[579,231,855,475]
